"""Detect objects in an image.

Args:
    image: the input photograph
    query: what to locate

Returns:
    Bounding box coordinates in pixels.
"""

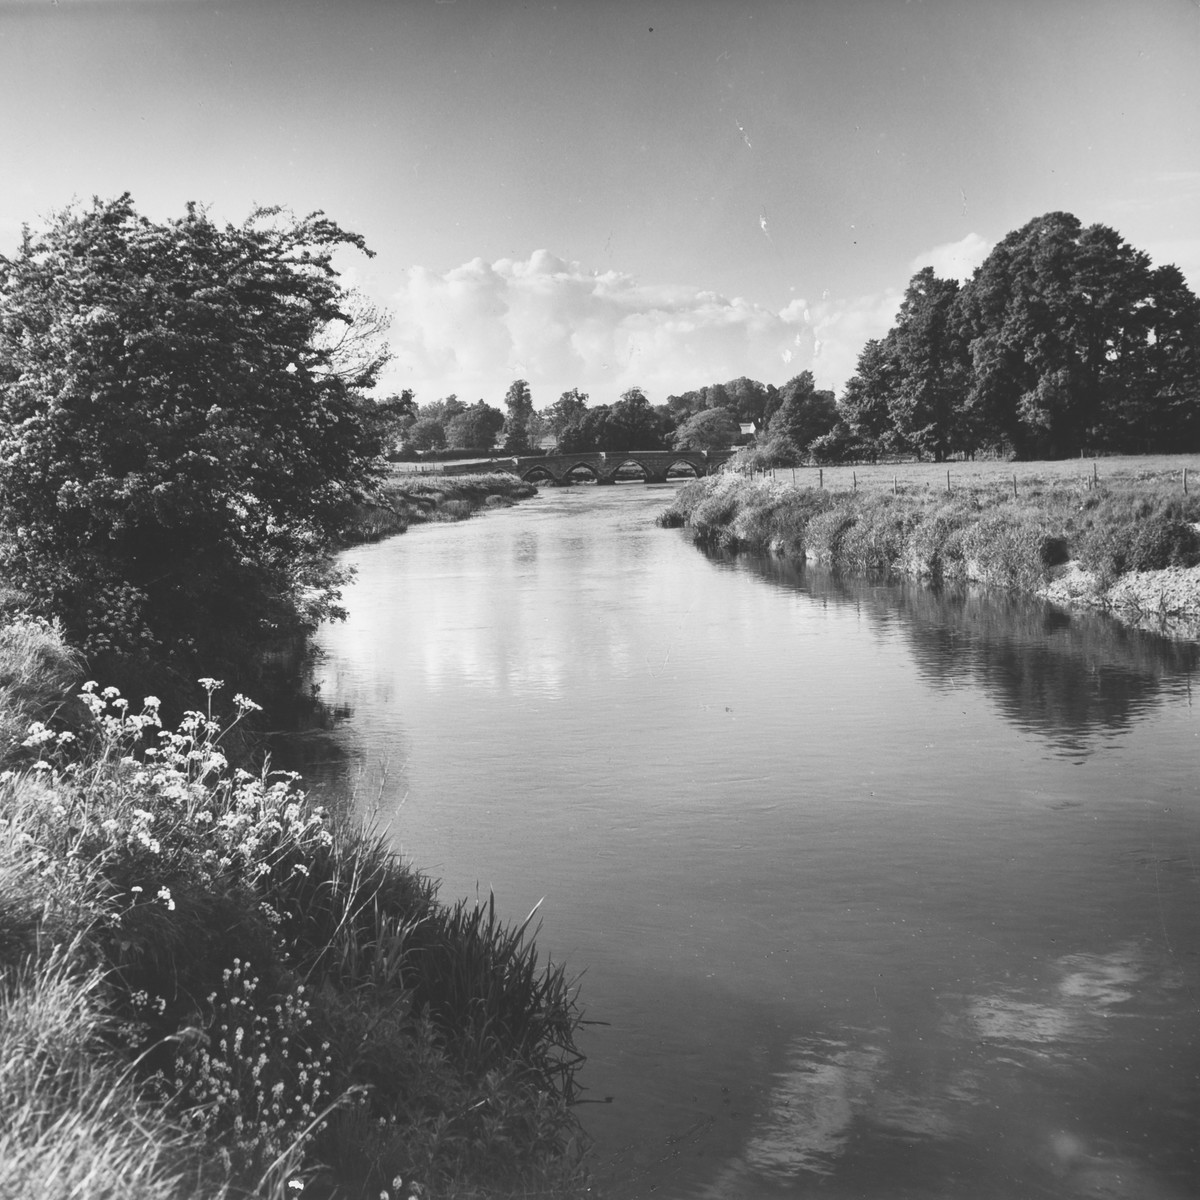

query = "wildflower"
[157,886,176,911]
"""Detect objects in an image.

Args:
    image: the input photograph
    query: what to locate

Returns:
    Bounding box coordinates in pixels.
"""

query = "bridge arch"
[518,462,559,483]
[605,456,653,481]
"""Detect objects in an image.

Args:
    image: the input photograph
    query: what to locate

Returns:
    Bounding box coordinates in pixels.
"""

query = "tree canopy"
[0,194,391,677]
[839,212,1200,460]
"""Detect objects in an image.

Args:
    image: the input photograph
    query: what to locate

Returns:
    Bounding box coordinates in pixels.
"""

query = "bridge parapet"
[470,449,735,485]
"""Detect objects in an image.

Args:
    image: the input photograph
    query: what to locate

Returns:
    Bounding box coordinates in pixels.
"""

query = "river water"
[308,482,1200,1200]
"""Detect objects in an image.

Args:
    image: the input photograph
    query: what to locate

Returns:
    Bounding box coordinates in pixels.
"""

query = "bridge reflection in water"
[439,448,733,484]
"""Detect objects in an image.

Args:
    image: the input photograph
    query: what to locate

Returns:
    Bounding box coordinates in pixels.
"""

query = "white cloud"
[805,289,905,394]
[909,232,991,284]
[383,251,823,405]
[381,247,988,404]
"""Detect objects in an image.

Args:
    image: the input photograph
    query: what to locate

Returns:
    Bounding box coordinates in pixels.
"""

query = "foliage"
[0,195,391,680]
[665,376,778,430]
[671,406,739,452]
[444,401,505,450]
[0,616,81,760]
[541,389,590,447]
[404,416,447,453]
[0,669,588,1198]
[841,212,1200,461]
[1074,492,1200,585]
[0,949,216,1200]
[767,372,838,459]
[502,380,535,453]
[658,471,1200,603]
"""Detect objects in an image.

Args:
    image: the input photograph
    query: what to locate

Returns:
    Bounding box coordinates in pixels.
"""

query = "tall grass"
[0,638,589,1200]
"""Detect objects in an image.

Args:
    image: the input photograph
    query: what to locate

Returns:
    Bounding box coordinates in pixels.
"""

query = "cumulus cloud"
[381,244,994,405]
[384,250,825,405]
[909,232,991,283]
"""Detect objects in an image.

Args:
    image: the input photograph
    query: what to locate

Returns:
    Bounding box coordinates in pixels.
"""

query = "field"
[744,453,1200,498]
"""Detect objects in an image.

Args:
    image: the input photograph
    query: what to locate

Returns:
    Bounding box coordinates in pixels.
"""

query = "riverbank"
[659,469,1200,638]
[0,613,588,1199]
[340,472,538,545]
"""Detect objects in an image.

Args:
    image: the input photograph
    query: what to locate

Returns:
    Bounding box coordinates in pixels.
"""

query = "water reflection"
[721,551,1200,754]
[701,939,1195,1200]
[310,490,1200,1200]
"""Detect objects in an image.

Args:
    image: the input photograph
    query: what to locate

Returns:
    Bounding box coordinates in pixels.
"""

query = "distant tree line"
[391,212,1199,465]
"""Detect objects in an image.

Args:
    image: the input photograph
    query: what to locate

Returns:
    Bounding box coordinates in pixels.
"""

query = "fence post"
[1013,473,1018,499]
[1185,466,1189,495]
[819,468,823,489]
[792,468,796,484]
[853,470,857,491]
[946,469,951,494]
[1093,461,1098,487]
[893,475,898,496]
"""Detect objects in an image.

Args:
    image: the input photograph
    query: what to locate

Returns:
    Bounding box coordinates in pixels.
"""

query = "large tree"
[445,400,505,449]
[885,268,970,461]
[958,212,1169,457]
[766,372,838,460]
[0,195,390,675]
[502,379,535,452]
[541,388,589,447]
[671,406,739,452]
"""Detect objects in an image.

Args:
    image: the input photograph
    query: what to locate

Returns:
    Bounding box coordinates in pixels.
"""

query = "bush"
[1076,493,1200,584]
[0,196,391,683]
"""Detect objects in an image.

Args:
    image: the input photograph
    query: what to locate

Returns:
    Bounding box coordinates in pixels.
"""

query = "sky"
[1,0,1198,408]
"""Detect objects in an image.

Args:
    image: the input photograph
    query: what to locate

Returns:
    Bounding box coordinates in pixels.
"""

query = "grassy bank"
[340,473,538,546]
[659,461,1200,632]
[0,619,588,1200]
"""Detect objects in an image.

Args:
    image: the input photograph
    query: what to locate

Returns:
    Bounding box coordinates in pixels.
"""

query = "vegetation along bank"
[659,458,1200,639]
[0,195,581,1200]
[339,471,538,546]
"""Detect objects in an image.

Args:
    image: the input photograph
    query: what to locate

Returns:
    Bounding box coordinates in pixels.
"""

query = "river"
[306,481,1199,1200]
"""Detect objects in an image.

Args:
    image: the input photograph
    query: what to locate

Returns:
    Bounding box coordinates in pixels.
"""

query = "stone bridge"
[439,449,733,485]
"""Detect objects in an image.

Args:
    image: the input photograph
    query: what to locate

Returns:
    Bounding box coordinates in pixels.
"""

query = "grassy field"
[742,453,1200,498]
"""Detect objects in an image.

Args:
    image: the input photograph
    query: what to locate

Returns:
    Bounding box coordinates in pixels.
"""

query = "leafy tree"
[541,388,589,447]
[606,387,667,451]
[958,212,1162,457]
[886,268,970,461]
[0,194,389,676]
[671,407,738,452]
[406,416,447,452]
[767,372,838,459]
[502,379,534,452]
[840,339,902,459]
[374,389,417,456]
[445,401,505,450]
[1142,265,1200,449]
[664,377,776,431]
